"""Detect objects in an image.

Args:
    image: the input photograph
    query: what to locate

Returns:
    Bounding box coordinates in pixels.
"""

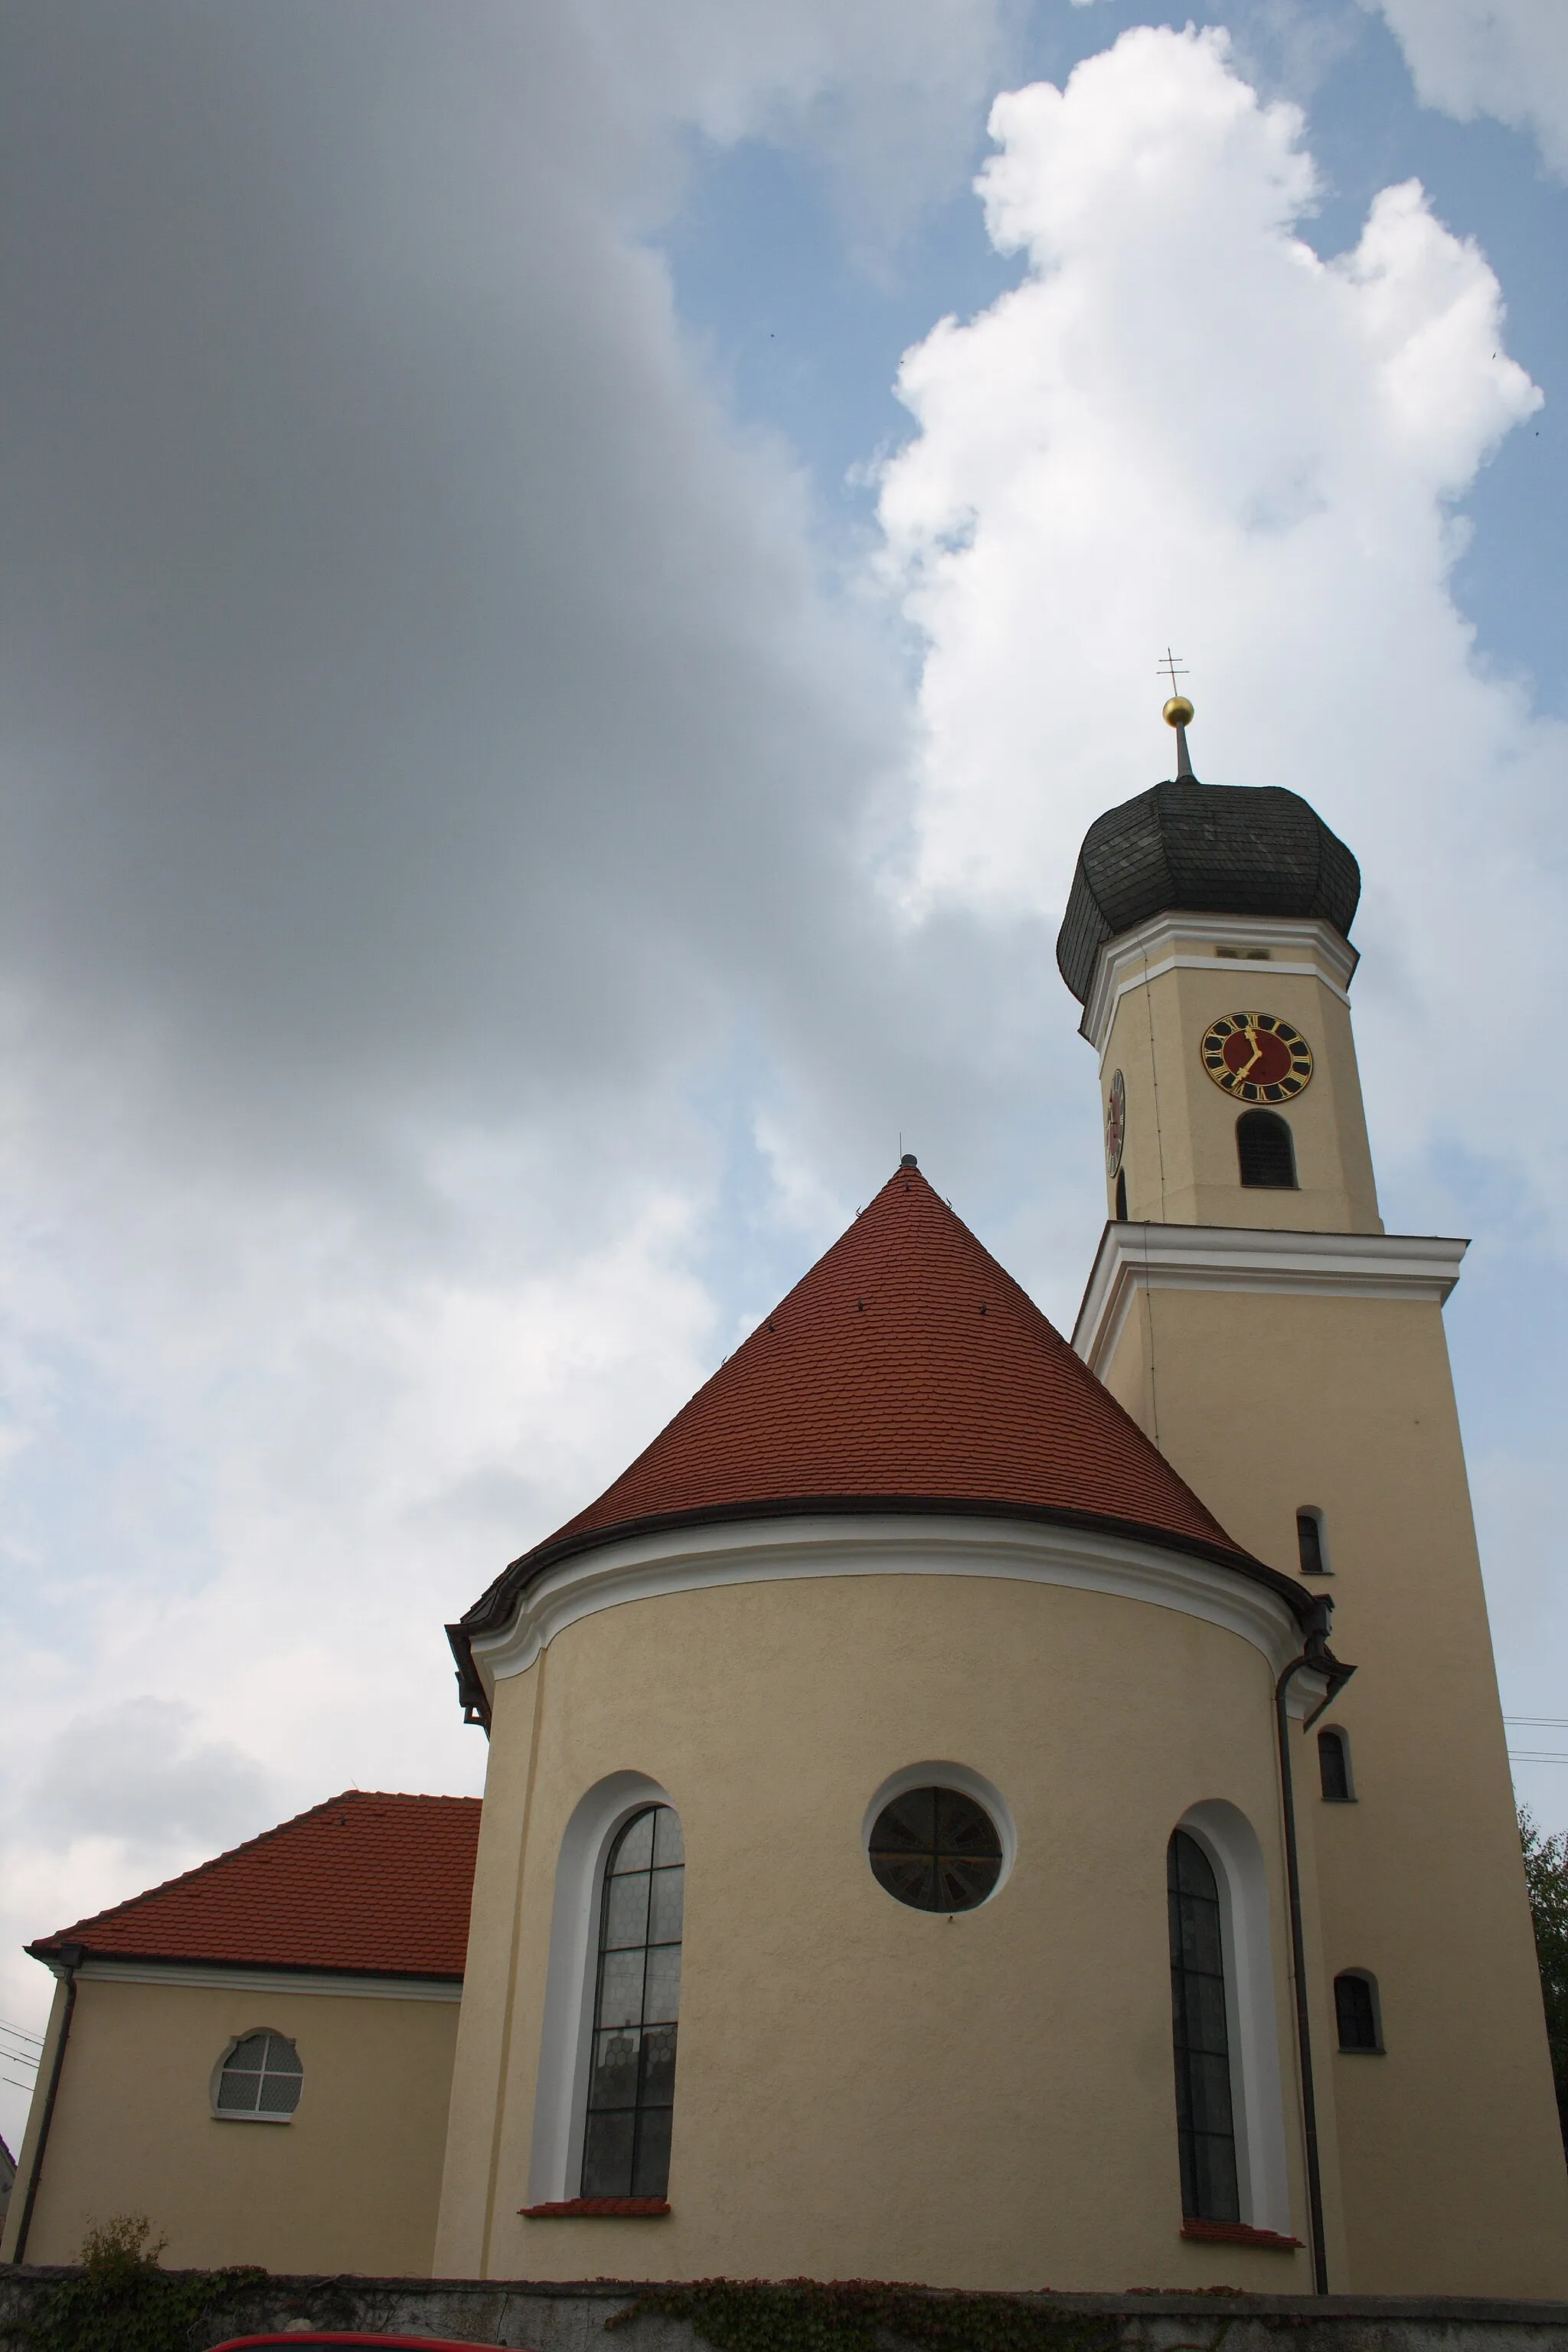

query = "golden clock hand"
[1240,1019,1266,1078]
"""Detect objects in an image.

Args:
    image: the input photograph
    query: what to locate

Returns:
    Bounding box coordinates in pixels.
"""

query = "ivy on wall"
[610,2278,1140,2352]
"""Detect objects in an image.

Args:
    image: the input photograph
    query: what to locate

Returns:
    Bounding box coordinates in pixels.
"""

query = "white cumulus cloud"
[878,23,1561,1220]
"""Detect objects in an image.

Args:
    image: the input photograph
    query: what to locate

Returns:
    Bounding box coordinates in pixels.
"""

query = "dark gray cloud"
[29,1697,273,1860]
[1,3,981,1187]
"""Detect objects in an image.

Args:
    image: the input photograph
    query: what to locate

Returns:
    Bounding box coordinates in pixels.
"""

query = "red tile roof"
[462,1165,1266,1658]
[30,1792,479,1979]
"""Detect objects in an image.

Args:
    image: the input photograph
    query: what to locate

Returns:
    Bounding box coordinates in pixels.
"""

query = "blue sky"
[1,0,1565,2148]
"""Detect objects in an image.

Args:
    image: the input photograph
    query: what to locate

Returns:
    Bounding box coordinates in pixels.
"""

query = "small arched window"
[1334,1970,1383,2052]
[1296,1508,1329,1575]
[214,2030,302,2120]
[1114,1169,1129,1220]
[1236,1110,1296,1189]
[1318,1728,1354,1802]
[1168,1829,1240,2223]
[580,1803,683,2200]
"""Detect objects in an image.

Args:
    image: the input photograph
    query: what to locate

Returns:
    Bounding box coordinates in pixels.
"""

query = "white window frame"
[527,1769,673,2205]
[210,2027,302,2125]
[1177,1800,1291,2235]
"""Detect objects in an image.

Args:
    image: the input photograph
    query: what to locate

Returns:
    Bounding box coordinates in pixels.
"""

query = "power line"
[0,2017,43,2045]
[1506,1717,1568,1730]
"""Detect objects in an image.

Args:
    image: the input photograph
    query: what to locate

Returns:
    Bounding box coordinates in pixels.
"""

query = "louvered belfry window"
[215,2030,302,2118]
[581,1804,683,2199]
[1236,1109,1297,1188]
[1168,1830,1240,2223]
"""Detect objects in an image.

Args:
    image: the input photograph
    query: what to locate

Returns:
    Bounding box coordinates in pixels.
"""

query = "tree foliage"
[1520,1808,1568,2158]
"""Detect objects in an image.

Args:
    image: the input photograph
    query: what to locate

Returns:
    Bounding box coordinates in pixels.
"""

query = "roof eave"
[449,1491,1314,1724]
[25,1940,465,1984]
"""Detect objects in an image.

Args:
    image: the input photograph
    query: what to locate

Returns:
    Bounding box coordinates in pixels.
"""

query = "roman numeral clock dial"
[1200,1011,1314,1104]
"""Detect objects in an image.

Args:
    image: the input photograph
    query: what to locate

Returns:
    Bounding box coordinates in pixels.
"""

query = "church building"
[6,704,1566,2296]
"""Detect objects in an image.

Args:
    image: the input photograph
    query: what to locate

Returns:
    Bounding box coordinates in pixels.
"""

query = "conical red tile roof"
[460,1167,1278,1667]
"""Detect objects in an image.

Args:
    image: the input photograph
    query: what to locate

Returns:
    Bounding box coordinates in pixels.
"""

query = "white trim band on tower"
[467,1510,1318,1710]
[68,1958,462,2001]
[1073,1222,1469,1382]
[1081,911,1360,1059]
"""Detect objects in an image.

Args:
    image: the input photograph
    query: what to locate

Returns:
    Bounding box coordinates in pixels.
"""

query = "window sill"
[212,2110,293,2125]
[1181,2220,1302,2252]
[519,2197,670,2219]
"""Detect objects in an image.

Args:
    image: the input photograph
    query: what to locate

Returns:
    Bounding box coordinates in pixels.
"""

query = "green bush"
[18,2214,264,2352]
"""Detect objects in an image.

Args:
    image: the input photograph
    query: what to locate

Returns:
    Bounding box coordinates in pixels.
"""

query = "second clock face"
[1200,1011,1314,1103]
[1105,1069,1125,1177]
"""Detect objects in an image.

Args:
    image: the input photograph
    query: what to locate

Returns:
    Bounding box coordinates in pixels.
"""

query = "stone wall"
[6,2270,1568,2352]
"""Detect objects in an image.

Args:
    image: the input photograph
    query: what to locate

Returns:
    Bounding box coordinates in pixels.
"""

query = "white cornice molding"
[1082,912,1360,1060]
[1073,1223,1469,1380]
[72,1957,462,2001]
[469,1510,1308,1704]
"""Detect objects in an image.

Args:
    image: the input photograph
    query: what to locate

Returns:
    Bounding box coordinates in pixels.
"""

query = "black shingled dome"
[1055,778,1360,1004]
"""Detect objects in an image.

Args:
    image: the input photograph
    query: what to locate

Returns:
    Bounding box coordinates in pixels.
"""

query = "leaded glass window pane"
[868,1787,1002,1913]
[580,1804,682,2199]
[1168,1830,1240,2223]
[217,2029,302,2118]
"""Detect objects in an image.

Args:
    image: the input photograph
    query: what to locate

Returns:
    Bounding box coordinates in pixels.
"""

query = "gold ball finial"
[1163,694,1194,729]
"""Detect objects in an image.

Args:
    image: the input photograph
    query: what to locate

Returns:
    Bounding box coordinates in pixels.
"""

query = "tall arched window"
[1236,1110,1296,1189]
[1168,1828,1240,2223]
[580,1803,683,2200]
[1114,1169,1128,1221]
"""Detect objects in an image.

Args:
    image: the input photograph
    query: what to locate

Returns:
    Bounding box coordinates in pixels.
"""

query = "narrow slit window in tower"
[581,1803,683,2200]
[1318,1729,1352,1802]
[1297,1509,1328,1576]
[1114,1168,1128,1221]
[1236,1109,1297,1188]
[1168,1829,1240,2224]
[1334,1971,1383,2052]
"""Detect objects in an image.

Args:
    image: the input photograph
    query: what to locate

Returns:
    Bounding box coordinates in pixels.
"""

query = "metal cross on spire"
[1158,648,1196,779]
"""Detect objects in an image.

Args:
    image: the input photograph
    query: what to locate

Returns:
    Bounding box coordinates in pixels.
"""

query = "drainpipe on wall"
[10,1943,84,2265]
[1275,1603,1354,2296]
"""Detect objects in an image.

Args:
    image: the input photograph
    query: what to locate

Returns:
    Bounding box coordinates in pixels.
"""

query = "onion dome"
[454,1164,1312,1701]
[1055,756,1361,1006]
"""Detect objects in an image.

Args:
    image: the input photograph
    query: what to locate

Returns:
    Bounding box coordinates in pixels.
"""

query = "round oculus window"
[868,1785,1003,1912]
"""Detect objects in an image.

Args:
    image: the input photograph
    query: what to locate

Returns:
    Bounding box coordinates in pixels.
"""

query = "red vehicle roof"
[31,1792,480,1978]
[461,1162,1261,1658]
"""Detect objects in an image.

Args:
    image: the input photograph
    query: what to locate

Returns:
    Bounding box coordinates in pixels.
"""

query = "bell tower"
[1063,698,1568,2295]
[1060,692,1377,1239]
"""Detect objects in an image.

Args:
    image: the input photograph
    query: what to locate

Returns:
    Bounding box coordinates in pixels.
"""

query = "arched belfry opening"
[1236,1109,1296,1189]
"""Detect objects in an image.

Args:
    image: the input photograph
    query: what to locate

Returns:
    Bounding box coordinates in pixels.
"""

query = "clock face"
[1105,1069,1125,1177]
[1200,1011,1314,1103]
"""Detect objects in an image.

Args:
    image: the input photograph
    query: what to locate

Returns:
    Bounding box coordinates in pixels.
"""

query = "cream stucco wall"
[436,1563,1324,2292]
[2,1971,459,2274]
[1083,889,1568,2296]
[1096,1279,1568,2294]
